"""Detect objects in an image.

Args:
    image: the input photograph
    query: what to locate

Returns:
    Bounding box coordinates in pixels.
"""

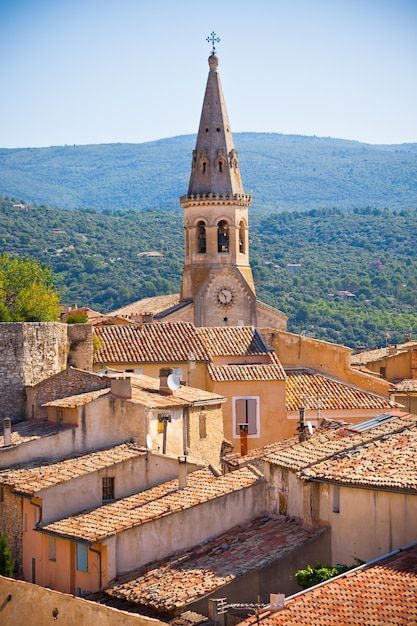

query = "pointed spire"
[187,55,244,196]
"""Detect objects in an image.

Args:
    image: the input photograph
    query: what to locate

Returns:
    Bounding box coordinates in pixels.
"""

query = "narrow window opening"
[102,476,115,502]
[0,486,4,503]
[76,543,88,572]
[332,485,340,513]
[218,220,229,253]
[219,161,223,173]
[216,127,220,132]
[202,162,207,174]
[239,221,246,254]
[197,222,206,254]
[205,127,209,133]
[48,537,56,562]
[199,412,207,439]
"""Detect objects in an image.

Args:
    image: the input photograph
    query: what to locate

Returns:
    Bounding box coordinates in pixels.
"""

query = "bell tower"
[180,39,257,327]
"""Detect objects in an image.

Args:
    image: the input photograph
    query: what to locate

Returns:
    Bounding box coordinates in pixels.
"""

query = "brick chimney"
[178,456,187,488]
[3,418,11,447]
[297,406,307,442]
[160,368,173,395]
[111,377,132,399]
[142,312,154,324]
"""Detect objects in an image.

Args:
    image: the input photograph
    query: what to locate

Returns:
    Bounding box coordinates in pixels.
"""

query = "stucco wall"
[318,483,417,565]
[188,404,224,466]
[261,328,391,396]
[211,379,288,451]
[113,481,266,577]
[0,575,163,626]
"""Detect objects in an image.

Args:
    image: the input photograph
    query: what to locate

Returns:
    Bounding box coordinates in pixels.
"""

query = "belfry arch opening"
[239,220,246,254]
[218,220,229,253]
[197,221,206,254]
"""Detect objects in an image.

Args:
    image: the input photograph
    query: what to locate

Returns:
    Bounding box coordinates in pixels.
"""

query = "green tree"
[0,533,14,577]
[0,253,60,322]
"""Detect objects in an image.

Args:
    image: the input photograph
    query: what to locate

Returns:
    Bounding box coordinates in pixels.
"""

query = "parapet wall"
[0,575,163,626]
[0,322,93,422]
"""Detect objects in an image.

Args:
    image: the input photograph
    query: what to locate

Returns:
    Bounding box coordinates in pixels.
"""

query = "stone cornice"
[180,193,252,208]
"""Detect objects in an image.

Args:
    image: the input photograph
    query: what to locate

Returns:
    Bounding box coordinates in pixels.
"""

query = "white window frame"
[232,396,260,438]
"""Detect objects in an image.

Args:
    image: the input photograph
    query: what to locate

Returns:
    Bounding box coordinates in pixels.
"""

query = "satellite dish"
[167,374,181,392]
[146,434,153,449]
[307,421,314,436]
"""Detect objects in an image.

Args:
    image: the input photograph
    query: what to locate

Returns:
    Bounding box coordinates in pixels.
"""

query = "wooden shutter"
[235,399,247,435]
[247,399,257,435]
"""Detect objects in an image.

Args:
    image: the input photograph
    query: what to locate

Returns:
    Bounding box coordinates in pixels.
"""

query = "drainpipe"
[90,545,102,589]
[31,499,43,527]
[239,424,248,456]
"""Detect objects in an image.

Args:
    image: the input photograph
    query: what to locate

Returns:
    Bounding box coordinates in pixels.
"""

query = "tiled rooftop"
[285,368,396,411]
[208,362,286,382]
[0,420,73,449]
[43,388,110,408]
[109,293,182,317]
[0,443,145,495]
[265,413,417,471]
[41,466,264,542]
[351,341,417,365]
[240,543,417,626]
[394,379,417,392]
[130,374,224,406]
[223,414,416,472]
[94,322,209,364]
[301,425,417,490]
[106,516,323,613]
[195,327,269,357]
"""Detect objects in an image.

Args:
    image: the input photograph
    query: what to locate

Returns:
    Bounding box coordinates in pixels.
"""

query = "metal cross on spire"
[206,31,220,55]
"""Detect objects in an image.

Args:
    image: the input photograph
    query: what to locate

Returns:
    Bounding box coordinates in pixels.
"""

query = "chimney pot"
[3,418,11,447]
[178,456,187,488]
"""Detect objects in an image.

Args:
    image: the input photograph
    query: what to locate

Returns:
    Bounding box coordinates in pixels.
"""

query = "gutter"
[298,475,417,496]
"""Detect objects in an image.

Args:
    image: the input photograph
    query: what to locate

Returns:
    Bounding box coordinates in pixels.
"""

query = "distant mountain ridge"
[1,133,416,212]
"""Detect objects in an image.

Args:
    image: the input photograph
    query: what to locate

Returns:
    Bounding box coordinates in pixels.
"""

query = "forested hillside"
[1,133,417,212]
[1,197,416,348]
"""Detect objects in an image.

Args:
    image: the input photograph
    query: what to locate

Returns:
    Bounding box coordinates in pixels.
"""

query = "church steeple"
[188,54,244,196]
[180,44,257,328]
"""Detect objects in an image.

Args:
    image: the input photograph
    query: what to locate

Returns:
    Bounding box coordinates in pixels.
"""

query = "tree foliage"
[0,197,416,347]
[0,252,60,322]
[0,533,14,577]
[294,562,361,589]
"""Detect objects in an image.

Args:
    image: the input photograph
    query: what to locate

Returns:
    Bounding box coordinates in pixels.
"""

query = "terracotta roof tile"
[109,294,182,317]
[394,379,417,392]
[301,425,417,490]
[351,341,417,365]
[106,517,322,613]
[196,327,269,357]
[0,443,146,496]
[94,323,209,364]
[264,414,417,471]
[0,420,73,449]
[43,388,110,408]
[40,466,264,542]
[240,544,417,626]
[285,368,396,411]
[208,362,286,382]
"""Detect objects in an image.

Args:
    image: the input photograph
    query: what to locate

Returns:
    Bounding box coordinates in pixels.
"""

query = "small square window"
[102,476,114,502]
[48,536,56,561]
[76,543,88,572]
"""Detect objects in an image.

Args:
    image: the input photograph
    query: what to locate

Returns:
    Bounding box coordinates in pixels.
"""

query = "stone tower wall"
[0,322,93,422]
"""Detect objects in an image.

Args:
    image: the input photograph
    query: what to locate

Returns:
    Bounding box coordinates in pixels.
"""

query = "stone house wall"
[26,367,109,419]
[0,322,93,422]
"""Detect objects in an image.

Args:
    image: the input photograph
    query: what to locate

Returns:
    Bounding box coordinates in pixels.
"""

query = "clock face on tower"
[217,287,234,306]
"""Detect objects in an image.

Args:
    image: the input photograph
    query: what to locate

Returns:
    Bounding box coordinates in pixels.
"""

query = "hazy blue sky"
[1,0,416,147]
